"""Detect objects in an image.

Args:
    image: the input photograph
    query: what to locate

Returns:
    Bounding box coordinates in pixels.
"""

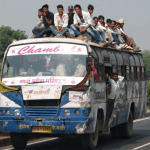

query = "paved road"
[2,117,150,150]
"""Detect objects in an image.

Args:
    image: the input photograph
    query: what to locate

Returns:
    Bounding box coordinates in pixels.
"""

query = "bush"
[147,80,150,107]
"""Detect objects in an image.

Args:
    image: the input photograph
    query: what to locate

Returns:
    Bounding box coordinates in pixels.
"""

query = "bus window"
[137,67,140,80]
[130,66,134,80]
[113,65,117,73]
[118,66,121,76]
[126,66,130,80]
[141,67,145,79]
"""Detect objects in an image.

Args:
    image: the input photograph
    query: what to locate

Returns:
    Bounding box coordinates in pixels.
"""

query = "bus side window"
[126,66,130,80]
[137,67,140,80]
[118,66,121,76]
[141,67,145,79]
[113,65,117,73]
[99,64,104,81]
[130,66,134,80]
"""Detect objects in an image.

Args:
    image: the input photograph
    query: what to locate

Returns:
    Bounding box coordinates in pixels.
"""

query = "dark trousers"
[105,99,115,128]
[32,28,52,38]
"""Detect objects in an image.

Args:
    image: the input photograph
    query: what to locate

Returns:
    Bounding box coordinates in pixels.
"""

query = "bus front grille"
[24,107,59,117]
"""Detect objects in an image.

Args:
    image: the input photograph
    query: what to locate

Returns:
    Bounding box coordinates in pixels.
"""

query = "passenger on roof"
[70,4,104,46]
[107,20,126,49]
[118,18,136,50]
[92,16,107,46]
[31,8,44,38]
[32,4,54,38]
[50,5,68,37]
[66,6,76,38]
[35,8,44,29]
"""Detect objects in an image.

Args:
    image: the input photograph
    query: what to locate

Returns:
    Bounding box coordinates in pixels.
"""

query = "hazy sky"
[0,0,149,50]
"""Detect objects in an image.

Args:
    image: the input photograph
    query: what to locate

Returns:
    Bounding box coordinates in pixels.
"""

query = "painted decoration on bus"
[22,85,62,100]
[7,43,87,56]
[2,77,84,86]
[69,91,83,101]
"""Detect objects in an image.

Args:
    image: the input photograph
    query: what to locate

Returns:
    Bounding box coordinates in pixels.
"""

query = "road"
[2,117,150,150]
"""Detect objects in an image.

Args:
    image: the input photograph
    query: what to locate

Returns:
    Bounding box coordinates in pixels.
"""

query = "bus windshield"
[2,43,88,86]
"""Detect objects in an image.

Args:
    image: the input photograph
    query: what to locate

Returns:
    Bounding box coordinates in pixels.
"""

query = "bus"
[0,37,147,150]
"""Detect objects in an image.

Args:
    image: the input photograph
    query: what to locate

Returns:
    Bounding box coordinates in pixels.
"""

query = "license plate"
[32,126,52,133]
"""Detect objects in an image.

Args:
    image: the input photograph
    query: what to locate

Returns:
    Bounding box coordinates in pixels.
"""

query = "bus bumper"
[0,117,94,134]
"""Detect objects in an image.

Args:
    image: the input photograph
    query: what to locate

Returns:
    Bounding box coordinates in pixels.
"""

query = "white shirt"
[19,68,36,76]
[95,22,106,31]
[74,11,92,27]
[120,28,125,34]
[54,13,68,27]
[56,64,66,76]
[73,64,86,77]
[108,76,124,99]
[37,16,43,27]
[89,13,95,27]
[108,27,115,34]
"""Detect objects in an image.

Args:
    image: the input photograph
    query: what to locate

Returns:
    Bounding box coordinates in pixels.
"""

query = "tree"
[142,50,150,78]
[0,26,27,53]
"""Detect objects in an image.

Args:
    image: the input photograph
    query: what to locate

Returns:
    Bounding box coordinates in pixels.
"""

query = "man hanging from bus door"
[105,73,124,130]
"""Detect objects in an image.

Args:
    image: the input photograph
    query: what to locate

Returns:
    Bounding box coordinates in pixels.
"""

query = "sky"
[0,0,150,51]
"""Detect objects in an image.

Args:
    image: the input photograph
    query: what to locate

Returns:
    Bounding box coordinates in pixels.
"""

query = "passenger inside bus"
[19,60,36,76]
[73,56,86,77]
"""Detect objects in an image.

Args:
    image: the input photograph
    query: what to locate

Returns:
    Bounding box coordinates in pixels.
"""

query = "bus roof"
[8,37,141,55]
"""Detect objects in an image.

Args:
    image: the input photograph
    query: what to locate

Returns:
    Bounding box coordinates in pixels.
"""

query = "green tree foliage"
[0,26,27,53]
[147,80,150,107]
[142,50,150,78]
[142,50,150,107]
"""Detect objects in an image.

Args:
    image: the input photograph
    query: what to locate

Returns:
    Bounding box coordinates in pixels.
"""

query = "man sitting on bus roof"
[31,8,44,38]
[88,5,107,47]
[118,18,136,50]
[32,4,54,38]
[66,5,76,38]
[50,5,68,37]
[70,4,103,46]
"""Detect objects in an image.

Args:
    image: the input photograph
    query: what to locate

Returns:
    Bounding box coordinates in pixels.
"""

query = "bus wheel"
[110,125,120,139]
[10,133,28,149]
[119,111,133,139]
[81,120,98,150]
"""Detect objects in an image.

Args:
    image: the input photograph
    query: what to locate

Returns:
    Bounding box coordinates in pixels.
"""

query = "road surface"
[2,117,150,150]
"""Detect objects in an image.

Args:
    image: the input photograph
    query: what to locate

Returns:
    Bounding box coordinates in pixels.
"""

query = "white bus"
[0,38,147,150]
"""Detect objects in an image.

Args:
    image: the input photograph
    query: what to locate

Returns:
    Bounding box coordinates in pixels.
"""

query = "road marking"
[134,117,150,122]
[4,137,58,150]
[132,142,150,150]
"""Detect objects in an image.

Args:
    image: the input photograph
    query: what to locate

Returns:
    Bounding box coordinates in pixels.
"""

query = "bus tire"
[110,125,120,139]
[119,111,133,139]
[81,120,98,150]
[10,133,28,149]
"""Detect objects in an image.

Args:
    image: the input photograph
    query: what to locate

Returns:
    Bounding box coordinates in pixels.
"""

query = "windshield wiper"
[27,81,47,85]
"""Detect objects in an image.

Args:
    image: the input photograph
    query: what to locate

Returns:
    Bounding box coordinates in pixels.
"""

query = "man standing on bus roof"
[32,4,54,38]
[50,5,68,37]
[105,73,124,129]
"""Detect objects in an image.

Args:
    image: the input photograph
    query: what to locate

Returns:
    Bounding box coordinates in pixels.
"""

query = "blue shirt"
[43,11,54,28]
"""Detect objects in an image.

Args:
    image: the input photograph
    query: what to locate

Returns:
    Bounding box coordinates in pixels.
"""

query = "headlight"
[75,110,80,115]
[83,110,88,114]
[64,109,70,116]
[6,110,10,115]
[14,109,20,116]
